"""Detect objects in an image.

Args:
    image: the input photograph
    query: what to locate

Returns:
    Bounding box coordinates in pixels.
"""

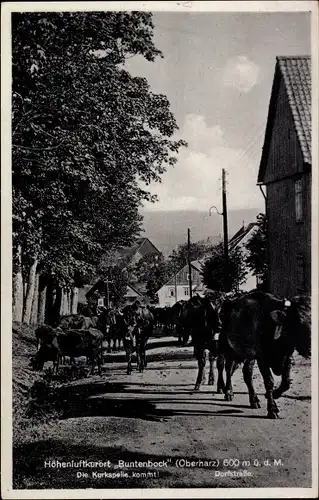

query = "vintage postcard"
[1,1,318,498]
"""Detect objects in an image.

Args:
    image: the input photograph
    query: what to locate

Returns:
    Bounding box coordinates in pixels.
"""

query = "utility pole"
[187,228,193,299]
[104,267,113,309]
[222,168,229,292]
[174,272,178,303]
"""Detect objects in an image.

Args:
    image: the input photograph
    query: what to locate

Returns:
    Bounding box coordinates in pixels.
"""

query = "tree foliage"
[168,241,213,272]
[128,253,172,303]
[12,11,187,293]
[201,243,247,293]
[244,214,268,286]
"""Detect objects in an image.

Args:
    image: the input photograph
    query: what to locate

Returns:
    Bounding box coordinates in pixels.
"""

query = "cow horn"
[274,325,282,340]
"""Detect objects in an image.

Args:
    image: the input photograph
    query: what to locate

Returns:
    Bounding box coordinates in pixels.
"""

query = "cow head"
[270,296,311,358]
[30,351,45,371]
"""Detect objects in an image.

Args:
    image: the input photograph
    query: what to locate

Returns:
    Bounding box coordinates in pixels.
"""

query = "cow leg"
[208,351,215,386]
[144,350,147,368]
[53,357,59,374]
[216,353,226,394]
[107,340,111,353]
[194,348,206,390]
[176,325,182,345]
[97,352,102,376]
[243,359,261,409]
[273,356,293,399]
[126,350,132,375]
[137,346,144,373]
[183,328,189,346]
[224,355,235,401]
[139,348,144,373]
[257,359,279,419]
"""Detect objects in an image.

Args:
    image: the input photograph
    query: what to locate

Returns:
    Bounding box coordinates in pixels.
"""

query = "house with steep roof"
[156,259,204,308]
[257,56,311,297]
[156,223,259,307]
[113,237,161,269]
[229,222,259,291]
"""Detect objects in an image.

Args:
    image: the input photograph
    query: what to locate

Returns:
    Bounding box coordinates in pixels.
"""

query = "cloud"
[223,56,260,93]
[142,114,263,213]
[182,114,224,152]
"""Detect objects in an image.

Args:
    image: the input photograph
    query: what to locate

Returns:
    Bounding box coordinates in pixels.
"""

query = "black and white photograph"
[1,1,318,498]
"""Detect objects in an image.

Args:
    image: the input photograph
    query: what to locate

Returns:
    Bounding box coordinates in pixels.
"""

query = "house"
[113,237,161,268]
[156,223,259,307]
[257,56,311,297]
[229,222,259,291]
[156,260,204,308]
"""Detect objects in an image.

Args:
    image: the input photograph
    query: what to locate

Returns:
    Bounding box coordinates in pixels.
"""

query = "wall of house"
[266,172,311,297]
[165,265,202,287]
[263,75,311,297]
[157,284,203,308]
[240,271,257,292]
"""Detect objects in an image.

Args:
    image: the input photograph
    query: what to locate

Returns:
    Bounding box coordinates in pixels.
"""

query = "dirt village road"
[13,335,312,491]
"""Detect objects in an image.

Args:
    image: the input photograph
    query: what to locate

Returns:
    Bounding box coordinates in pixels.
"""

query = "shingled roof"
[258,56,311,183]
[229,222,257,250]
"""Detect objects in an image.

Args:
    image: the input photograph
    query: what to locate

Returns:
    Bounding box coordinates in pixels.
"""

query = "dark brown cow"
[96,306,123,352]
[184,295,223,391]
[59,314,98,331]
[170,300,190,345]
[31,328,104,375]
[122,301,154,375]
[219,291,311,418]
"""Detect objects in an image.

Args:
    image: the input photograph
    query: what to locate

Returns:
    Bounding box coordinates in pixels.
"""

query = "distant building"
[229,222,259,291]
[113,237,161,268]
[156,222,258,307]
[86,280,144,308]
[156,260,204,308]
[257,56,311,297]
[80,237,161,309]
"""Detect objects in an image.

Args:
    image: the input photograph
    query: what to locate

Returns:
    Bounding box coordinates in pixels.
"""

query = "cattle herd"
[30,290,311,419]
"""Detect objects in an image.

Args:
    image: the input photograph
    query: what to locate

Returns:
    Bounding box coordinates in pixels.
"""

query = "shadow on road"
[43,379,272,422]
[283,394,311,401]
[103,350,194,363]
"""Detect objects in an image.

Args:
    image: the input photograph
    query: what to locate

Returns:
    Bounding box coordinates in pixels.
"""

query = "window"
[97,298,104,307]
[296,253,306,293]
[169,288,175,297]
[184,287,189,296]
[295,179,303,222]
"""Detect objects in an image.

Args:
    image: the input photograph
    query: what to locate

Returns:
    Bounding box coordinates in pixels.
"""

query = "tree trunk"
[12,245,24,323]
[60,288,68,316]
[37,277,47,325]
[30,272,40,325]
[71,287,79,315]
[22,258,38,325]
[67,289,72,315]
[45,284,55,326]
[52,286,62,326]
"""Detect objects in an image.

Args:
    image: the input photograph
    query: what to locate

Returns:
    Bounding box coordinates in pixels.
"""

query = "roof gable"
[111,237,161,267]
[229,223,257,250]
[156,260,204,291]
[258,56,311,183]
[125,284,143,298]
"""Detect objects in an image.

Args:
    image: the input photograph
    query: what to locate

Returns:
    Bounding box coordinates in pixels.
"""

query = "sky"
[125,11,311,213]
